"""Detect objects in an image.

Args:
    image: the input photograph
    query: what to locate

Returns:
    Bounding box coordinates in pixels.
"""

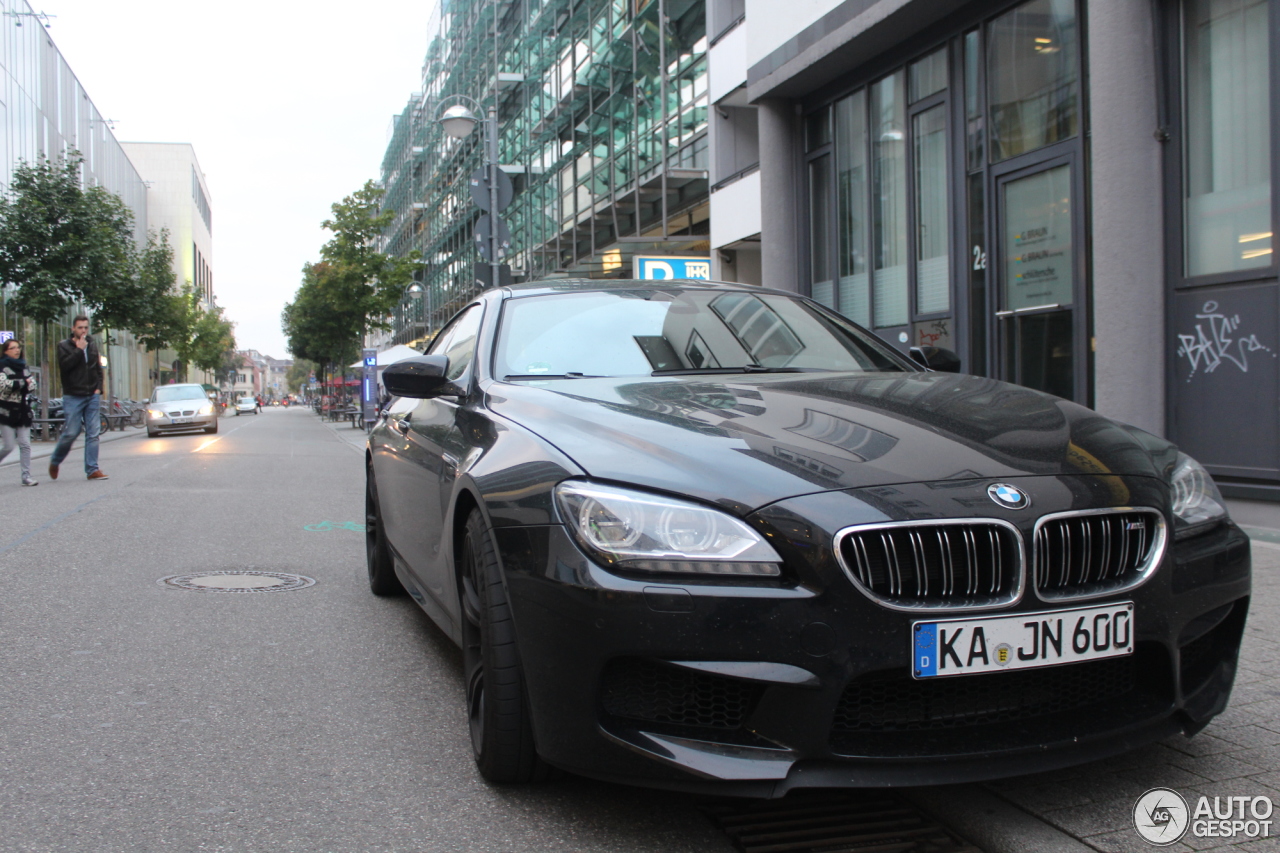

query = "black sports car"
[365,279,1249,796]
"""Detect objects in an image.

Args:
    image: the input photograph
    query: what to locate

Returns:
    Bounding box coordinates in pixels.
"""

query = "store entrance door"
[993,156,1084,402]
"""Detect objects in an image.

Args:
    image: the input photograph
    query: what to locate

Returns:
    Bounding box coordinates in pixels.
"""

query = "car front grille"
[833,657,1134,733]
[600,658,761,731]
[1034,509,1165,600]
[835,521,1022,610]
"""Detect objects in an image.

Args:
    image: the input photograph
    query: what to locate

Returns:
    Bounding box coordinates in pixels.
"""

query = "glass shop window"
[987,0,1080,162]
[1183,0,1272,276]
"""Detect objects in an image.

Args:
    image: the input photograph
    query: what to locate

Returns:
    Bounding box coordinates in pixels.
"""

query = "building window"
[914,104,950,314]
[987,0,1080,163]
[871,71,908,328]
[835,90,870,325]
[1183,0,1272,276]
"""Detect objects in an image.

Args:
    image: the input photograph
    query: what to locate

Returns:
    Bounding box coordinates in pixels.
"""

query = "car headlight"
[1170,452,1227,539]
[198,404,214,415]
[147,409,165,419]
[554,481,782,576]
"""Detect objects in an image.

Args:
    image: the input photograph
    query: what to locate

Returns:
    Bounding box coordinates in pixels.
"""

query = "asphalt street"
[0,409,734,853]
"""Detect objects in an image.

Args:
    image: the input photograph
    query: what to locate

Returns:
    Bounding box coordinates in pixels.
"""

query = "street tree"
[320,180,420,333]
[281,182,420,382]
[0,154,139,327]
[285,358,317,394]
[281,260,362,379]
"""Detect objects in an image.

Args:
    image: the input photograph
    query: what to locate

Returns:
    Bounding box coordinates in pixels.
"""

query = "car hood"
[155,399,208,409]
[484,372,1177,514]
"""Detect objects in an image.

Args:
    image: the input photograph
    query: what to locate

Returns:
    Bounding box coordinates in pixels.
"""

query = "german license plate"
[912,602,1133,679]
[172,417,191,424]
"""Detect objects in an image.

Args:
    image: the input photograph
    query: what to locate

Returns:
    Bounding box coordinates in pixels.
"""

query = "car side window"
[440,305,483,381]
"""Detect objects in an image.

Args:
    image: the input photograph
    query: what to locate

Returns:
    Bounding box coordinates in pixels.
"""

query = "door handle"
[389,416,410,435]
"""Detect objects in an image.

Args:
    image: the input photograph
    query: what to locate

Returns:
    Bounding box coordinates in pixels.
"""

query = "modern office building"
[380,0,1280,513]
[380,0,710,346]
[121,142,216,387]
[705,0,1280,510]
[0,0,152,400]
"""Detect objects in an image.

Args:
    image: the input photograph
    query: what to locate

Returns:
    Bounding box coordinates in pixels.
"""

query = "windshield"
[153,385,206,403]
[493,289,909,380]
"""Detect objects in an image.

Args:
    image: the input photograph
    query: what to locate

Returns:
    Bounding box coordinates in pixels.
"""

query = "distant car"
[146,384,217,437]
[235,397,259,415]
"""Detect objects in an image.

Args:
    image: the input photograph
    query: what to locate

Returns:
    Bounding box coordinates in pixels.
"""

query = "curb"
[906,786,1097,853]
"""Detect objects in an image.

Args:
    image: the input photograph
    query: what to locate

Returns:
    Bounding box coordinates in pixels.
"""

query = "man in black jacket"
[48,315,107,481]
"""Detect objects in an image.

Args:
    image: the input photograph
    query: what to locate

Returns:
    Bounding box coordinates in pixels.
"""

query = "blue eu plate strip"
[914,623,938,677]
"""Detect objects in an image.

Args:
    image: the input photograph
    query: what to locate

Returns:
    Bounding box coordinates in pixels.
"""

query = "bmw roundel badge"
[987,483,1030,510]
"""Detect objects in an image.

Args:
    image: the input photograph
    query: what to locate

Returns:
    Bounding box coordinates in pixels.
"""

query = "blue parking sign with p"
[635,256,711,281]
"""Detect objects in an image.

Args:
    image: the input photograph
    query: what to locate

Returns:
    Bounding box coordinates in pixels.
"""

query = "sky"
[39,0,437,358]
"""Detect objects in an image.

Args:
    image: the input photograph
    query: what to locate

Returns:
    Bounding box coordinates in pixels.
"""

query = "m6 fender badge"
[987,483,1030,510]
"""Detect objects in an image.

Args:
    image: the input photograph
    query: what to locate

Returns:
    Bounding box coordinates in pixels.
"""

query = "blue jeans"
[51,393,100,474]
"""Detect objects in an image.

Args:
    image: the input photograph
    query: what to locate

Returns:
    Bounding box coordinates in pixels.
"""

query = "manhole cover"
[158,571,315,593]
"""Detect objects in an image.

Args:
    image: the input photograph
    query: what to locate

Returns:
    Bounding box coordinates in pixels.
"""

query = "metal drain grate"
[702,790,980,853]
[158,571,316,593]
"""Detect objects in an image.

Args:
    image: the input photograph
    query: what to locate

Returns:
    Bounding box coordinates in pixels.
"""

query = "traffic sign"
[0,331,12,344]
[469,167,514,212]
[635,255,712,280]
[474,215,513,262]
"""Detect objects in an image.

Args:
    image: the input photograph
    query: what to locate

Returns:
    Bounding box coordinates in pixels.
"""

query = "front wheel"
[365,467,404,596]
[204,422,218,434]
[147,428,159,438]
[461,511,551,783]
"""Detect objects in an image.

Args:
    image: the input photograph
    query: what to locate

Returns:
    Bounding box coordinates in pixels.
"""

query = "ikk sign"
[634,255,711,281]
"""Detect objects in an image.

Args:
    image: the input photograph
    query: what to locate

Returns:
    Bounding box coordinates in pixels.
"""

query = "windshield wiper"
[650,365,830,376]
[502,372,599,380]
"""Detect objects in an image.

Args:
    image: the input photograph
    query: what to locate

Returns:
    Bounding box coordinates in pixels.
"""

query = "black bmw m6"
[364,279,1250,796]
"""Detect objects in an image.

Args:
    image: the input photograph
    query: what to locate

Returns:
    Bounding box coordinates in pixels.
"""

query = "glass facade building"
[0,0,152,400]
[381,0,710,346]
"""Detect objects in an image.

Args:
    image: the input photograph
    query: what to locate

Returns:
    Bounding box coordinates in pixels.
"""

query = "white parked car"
[235,397,259,415]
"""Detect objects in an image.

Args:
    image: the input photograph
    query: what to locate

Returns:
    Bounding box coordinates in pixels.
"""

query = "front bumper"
[148,411,217,431]
[493,475,1251,795]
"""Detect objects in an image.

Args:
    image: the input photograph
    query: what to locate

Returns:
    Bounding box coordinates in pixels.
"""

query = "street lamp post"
[437,95,505,291]
[406,281,424,344]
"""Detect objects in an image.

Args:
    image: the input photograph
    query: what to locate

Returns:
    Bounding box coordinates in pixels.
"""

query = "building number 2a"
[972,245,988,271]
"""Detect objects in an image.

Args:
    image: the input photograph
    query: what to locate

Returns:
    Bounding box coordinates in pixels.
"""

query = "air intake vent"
[1034,509,1165,601]
[835,520,1023,611]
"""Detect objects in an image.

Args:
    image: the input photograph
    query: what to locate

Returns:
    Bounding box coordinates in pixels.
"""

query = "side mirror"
[382,355,456,398]
[909,346,962,373]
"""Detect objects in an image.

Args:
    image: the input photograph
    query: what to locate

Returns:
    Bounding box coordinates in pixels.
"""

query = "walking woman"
[0,338,37,486]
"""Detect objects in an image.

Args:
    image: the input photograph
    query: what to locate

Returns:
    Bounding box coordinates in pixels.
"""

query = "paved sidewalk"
[318,410,369,454]
[957,536,1280,853]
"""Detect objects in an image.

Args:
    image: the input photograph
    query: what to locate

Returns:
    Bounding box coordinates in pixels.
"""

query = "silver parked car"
[146,384,217,437]
[235,396,259,415]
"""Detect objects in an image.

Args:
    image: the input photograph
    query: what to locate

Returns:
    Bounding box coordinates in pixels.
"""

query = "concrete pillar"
[757,98,800,293]
[1087,0,1165,435]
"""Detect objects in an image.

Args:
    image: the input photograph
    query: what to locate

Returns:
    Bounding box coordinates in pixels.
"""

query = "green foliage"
[0,155,138,327]
[281,181,420,367]
[128,229,184,351]
[285,358,317,393]
[281,261,361,368]
[177,291,236,375]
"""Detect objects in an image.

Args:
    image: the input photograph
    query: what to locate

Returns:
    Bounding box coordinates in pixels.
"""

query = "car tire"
[461,510,552,784]
[365,467,405,597]
[147,428,159,438]
[205,422,218,434]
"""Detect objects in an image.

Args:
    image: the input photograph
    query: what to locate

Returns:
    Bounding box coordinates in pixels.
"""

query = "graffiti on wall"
[1176,301,1275,381]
